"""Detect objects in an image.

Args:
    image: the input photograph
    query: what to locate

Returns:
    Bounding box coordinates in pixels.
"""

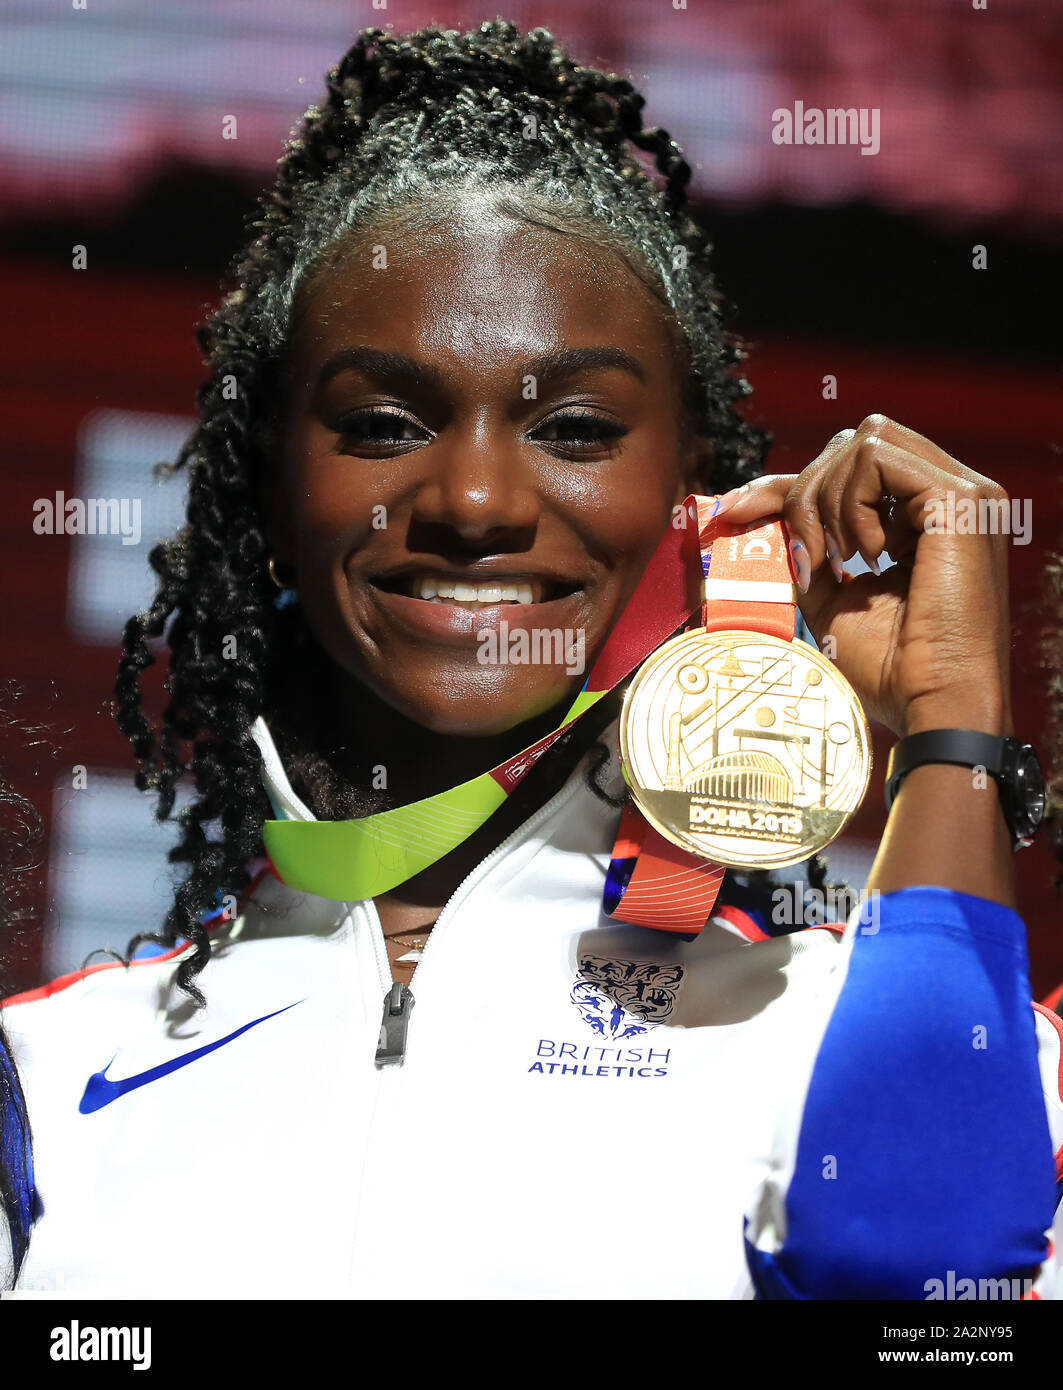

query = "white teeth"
[410,576,546,605]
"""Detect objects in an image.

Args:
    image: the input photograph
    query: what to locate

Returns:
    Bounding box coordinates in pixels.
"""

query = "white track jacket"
[3,717,1062,1299]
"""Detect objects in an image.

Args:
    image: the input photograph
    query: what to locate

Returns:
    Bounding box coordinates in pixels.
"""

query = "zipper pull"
[375,982,414,1068]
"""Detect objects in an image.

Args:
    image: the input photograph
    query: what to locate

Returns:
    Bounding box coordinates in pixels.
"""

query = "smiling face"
[268,212,709,738]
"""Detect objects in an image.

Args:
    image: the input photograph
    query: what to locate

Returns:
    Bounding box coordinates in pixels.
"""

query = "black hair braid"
[116,21,771,1009]
[117,351,275,1003]
[611,84,692,214]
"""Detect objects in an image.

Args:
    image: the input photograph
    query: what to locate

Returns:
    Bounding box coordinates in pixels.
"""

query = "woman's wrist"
[900,688,1013,739]
[868,746,1017,908]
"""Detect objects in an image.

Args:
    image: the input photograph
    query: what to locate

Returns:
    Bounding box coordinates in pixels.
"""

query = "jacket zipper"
[370,765,590,1067]
[374,980,414,1066]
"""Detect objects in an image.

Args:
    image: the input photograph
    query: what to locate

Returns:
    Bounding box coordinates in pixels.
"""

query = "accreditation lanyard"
[262,496,797,931]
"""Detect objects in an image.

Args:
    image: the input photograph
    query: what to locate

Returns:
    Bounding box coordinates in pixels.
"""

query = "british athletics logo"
[528,1039,672,1078]
[528,955,682,1078]
[570,954,683,1038]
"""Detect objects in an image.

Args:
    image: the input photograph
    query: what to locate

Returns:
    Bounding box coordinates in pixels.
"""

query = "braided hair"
[116,22,773,1009]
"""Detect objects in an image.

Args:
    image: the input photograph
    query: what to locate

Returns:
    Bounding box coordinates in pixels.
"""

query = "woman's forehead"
[287,218,676,373]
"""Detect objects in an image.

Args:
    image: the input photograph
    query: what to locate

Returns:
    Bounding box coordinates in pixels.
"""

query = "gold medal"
[619,627,871,869]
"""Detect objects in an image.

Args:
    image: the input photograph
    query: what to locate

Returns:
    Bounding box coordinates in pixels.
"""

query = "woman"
[2,22,1060,1298]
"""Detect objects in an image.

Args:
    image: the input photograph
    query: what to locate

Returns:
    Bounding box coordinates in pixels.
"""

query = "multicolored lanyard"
[603,498,799,932]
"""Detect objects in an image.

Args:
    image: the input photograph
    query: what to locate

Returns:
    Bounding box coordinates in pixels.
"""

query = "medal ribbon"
[263,495,713,902]
[602,503,799,933]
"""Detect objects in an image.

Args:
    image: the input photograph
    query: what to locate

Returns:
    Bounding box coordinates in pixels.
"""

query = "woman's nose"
[410,422,540,542]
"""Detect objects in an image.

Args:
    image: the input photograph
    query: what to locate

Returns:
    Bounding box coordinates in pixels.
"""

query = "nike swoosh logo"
[78,1000,304,1114]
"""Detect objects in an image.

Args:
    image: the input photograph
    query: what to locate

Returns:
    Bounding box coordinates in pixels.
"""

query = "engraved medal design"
[620,629,871,870]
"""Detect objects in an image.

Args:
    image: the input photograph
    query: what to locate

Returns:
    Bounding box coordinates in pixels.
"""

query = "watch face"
[1017,748,1046,834]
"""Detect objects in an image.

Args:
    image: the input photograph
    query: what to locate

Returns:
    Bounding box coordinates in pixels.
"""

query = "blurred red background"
[1,0,1061,993]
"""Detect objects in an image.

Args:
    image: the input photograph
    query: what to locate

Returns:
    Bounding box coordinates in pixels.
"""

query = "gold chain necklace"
[386,927,433,961]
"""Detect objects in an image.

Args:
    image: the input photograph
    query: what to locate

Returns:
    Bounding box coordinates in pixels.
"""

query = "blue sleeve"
[0,1029,37,1284]
[745,886,1058,1300]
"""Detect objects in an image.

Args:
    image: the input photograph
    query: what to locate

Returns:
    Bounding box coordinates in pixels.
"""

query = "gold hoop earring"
[268,557,293,591]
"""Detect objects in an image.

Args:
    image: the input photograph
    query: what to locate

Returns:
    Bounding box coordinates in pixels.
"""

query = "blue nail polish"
[790,540,810,593]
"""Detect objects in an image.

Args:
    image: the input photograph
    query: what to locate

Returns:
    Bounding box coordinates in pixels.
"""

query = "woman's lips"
[367,584,589,643]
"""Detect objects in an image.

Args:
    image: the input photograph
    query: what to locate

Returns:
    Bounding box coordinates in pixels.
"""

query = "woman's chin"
[386,679,578,742]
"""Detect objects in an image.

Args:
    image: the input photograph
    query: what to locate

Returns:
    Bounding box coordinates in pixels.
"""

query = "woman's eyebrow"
[315,344,645,390]
[524,346,646,388]
[317,346,445,390]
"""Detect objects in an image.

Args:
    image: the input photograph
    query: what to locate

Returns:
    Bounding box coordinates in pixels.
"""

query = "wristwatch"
[884,729,1046,851]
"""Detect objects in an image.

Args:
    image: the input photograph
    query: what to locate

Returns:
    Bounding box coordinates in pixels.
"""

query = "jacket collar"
[251,716,314,822]
[250,713,627,828]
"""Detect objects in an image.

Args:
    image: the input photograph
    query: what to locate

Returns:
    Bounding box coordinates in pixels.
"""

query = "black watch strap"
[884,729,1010,811]
[885,729,1045,852]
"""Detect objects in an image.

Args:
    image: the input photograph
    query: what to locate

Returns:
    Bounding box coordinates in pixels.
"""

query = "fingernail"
[831,428,858,447]
[823,530,845,584]
[867,554,882,577]
[714,484,749,515]
[790,539,810,593]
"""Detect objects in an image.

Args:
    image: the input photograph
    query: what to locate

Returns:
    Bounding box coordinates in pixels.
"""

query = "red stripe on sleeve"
[1,863,272,1009]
